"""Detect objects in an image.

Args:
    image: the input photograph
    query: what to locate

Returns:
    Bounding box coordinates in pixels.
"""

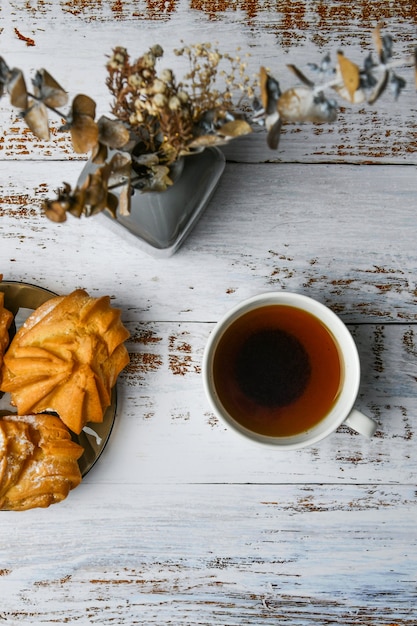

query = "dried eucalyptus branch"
[257,25,417,149]
[0,25,415,224]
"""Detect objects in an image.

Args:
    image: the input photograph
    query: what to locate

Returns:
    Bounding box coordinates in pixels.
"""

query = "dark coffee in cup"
[212,304,343,437]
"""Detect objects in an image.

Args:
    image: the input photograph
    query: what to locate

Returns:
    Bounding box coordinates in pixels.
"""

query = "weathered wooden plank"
[0,160,416,323]
[0,484,415,625]
[1,1,417,163]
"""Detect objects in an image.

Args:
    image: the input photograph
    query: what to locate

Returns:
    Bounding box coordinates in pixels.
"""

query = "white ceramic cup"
[202,292,377,449]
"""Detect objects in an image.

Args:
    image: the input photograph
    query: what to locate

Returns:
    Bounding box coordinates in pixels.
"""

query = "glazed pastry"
[0,290,14,376]
[0,413,83,511]
[0,289,130,434]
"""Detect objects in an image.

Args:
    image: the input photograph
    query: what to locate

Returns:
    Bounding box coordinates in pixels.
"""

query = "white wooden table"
[1,2,416,624]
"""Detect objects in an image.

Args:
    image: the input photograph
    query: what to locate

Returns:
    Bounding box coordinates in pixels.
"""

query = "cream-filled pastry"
[0,413,83,511]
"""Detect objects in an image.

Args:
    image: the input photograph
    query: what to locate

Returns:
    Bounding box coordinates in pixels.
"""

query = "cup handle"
[344,409,378,438]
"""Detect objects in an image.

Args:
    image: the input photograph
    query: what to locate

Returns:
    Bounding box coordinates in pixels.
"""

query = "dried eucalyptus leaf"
[66,190,86,218]
[69,94,99,153]
[332,82,366,104]
[187,134,226,148]
[72,94,96,118]
[34,69,68,108]
[8,69,28,109]
[287,64,315,87]
[260,66,281,115]
[336,52,361,102]
[23,100,50,140]
[83,167,111,215]
[148,165,172,192]
[278,87,337,123]
[91,141,108,164]
[0,57,10,98]
[117,184,131,217]
[381,34,393,62]
[218,119,252,138]
[43,200,68,222]
[105,192,119,219]
[97,115,130,148]
[259,66,269,109]
[89,163,116,217]
[372,24,384,61]
[266,117,282,150]
[0,57,9,78]
[389,73,406,100]
[70,116,99,153]
[368,69,389,105]
[109,151,132,172]
[43,184,78,221]
[277,87,312,122]
[133,152,159,167]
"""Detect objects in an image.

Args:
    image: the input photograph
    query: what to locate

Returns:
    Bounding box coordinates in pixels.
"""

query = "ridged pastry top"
[0,289,130,434]
[0,413,83,511]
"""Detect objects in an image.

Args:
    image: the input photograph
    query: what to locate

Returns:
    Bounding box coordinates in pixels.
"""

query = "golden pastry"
[0,289,130,434]
[0,290,13,375]
[0,413,83,511]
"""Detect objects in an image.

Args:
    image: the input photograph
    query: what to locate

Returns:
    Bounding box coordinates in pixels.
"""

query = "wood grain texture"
[0,484,416,624]
[0,2,416,623]
[0,160,416,323]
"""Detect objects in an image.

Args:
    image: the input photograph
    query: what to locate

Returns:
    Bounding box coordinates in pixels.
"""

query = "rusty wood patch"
[122,352,163,384]
[168,330,201,376]
[14,27,36,46]
[0,194,40,218]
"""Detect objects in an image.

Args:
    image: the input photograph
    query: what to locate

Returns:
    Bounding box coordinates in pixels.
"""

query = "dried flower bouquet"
[0,26,415,224]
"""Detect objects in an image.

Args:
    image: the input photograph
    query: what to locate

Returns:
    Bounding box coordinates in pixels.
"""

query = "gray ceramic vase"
[77,147,225,257]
